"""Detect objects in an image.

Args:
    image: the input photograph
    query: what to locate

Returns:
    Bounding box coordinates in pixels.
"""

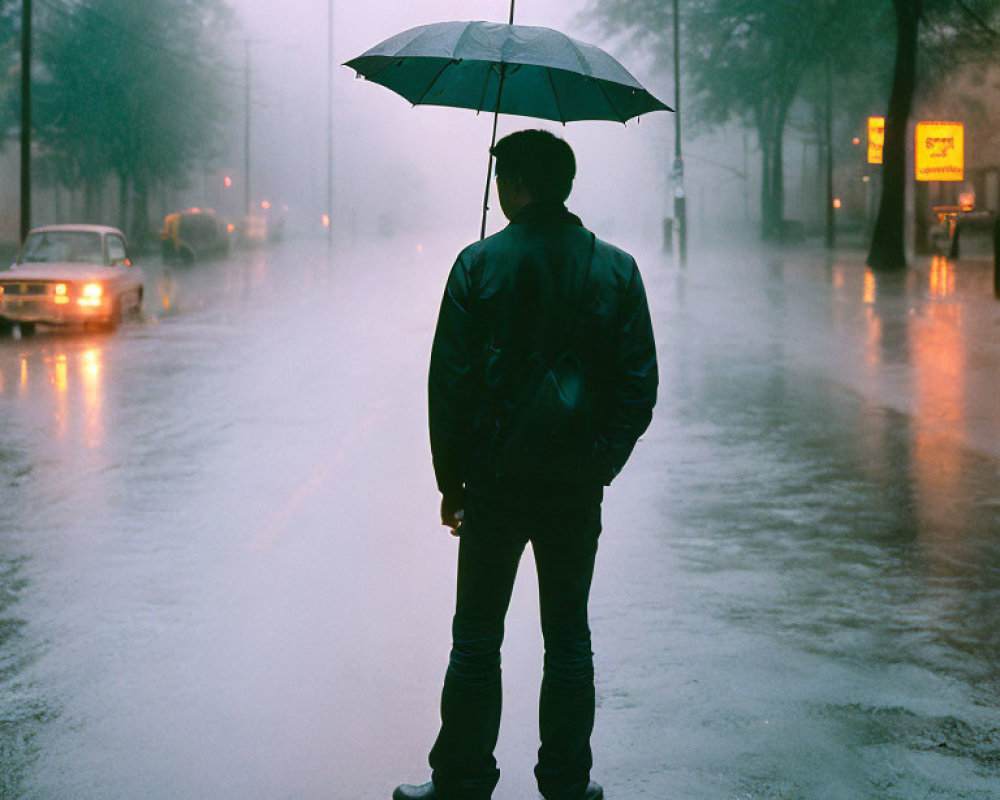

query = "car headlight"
[78,283,104,307]
[54,283,69,304]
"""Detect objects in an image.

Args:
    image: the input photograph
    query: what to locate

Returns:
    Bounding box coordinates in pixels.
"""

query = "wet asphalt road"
[0,234,998,799]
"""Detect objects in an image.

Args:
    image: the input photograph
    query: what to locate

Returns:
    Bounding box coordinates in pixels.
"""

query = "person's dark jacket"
[428,202,658,505]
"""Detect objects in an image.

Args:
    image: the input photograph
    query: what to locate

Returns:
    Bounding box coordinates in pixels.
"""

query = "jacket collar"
[510,202,583,228]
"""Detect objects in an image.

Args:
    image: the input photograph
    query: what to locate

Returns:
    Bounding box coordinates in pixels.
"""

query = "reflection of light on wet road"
[1,342,106,446]
[864,306,882,368]
[831,265,845,290]
[928,255,956,299]
[157,273,177,313]
[53,353,68,393]
[81,348,103,448]
[862,268,876,305]
[53,353,69,439]
[853,254,983,549]
[910,296,967,543]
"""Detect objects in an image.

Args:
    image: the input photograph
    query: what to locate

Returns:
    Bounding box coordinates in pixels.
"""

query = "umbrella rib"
[414,59,460,106]
[545,68,567,124]
[564,36,638,122]
[348,57,399,83]
[477,63,501,113]
[594,77,626,123]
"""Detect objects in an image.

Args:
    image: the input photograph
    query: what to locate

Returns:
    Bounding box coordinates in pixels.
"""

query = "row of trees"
[2,0,235,246]
[586,0,1000,269]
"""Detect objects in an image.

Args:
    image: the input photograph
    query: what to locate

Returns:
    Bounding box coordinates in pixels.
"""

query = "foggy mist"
[229,0,681,250]
[2,2,999,800]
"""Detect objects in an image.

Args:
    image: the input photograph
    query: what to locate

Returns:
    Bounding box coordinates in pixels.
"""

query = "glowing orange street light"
[261,200,271,210]
[321,214,331,228]
[832,198,842,209]
[223,175,233,188]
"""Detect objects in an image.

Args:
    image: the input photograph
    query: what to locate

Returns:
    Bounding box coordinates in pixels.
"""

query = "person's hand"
[440,491,465,535]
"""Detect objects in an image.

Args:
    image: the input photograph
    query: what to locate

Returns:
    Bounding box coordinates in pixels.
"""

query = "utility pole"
[672,0,687,267]
[327,0,334,249]
[20,0,32,243]
[244,40,252,218]
[824,58,835,249]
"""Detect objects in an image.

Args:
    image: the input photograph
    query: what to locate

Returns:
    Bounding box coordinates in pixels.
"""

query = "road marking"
[245,400,389,552]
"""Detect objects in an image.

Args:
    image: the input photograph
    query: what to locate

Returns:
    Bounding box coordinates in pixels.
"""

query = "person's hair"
[492,129,576,204]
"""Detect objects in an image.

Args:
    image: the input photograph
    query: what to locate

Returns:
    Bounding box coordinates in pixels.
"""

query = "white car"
[0,224,144,332]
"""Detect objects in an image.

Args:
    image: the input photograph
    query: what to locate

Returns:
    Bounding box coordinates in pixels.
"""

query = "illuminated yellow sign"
[915,121,964,181]
[867,116,884,164]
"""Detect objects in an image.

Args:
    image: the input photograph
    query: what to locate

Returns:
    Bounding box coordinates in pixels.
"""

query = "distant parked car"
[160,209,231,265]
[0,224,144,333]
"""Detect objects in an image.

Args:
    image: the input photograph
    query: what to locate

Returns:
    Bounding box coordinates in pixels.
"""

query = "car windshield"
[21,231,104,265]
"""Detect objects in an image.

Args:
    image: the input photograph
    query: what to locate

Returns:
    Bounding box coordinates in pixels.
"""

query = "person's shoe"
[392,782,439,800]
[581,781,603,800]
[539,782,604,800]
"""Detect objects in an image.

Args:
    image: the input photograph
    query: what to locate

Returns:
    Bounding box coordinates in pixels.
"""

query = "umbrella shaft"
[480,64,508,240]
[481,111,500,240]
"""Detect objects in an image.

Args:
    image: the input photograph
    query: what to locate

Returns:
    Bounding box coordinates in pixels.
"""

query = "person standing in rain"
[394,129,658,800]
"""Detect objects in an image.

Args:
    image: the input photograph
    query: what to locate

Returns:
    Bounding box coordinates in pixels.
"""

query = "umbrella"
[344,14,671,238]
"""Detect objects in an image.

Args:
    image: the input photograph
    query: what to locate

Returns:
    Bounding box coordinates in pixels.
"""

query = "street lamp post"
[20,0,32,243]
[244,40,253,219]
[672,0,686,267]
[327,0,334,249]
[824,58,835,249]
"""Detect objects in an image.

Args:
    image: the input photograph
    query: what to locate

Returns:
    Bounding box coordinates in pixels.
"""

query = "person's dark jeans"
[429,490,601,800]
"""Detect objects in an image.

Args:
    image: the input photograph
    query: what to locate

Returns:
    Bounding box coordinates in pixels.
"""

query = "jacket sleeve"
[598,258,658,484]
[428,252,475,500]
